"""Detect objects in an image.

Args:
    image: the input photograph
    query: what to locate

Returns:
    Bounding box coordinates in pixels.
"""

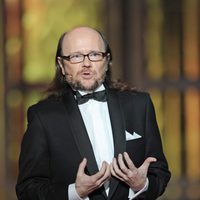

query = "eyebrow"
[65,50,105,55]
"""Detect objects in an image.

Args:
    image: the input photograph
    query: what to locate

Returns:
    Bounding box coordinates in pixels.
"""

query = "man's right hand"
[75,158,111,198]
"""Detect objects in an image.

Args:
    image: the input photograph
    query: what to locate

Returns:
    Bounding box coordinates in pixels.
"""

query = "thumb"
[77,158,87,176]
[142,157,157,169]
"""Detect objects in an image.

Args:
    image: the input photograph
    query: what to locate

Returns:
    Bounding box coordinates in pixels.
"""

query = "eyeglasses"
[59,51,109,64]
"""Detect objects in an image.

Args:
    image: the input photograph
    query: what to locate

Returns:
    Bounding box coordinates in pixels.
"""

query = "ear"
[106,54,112,65]
[57,57,65,75]
[107,53,111,61]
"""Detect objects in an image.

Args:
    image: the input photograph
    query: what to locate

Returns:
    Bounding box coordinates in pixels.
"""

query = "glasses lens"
[89,52,104,61]
[70,54,84,63]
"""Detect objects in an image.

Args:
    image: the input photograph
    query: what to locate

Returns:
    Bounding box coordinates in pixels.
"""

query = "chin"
[80,80,98,90]
[82,83,98,92]
[68,80,99,92]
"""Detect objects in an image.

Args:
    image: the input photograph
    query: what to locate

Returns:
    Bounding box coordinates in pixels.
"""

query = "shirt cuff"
[68,183,89,200]
[128,178,149,199]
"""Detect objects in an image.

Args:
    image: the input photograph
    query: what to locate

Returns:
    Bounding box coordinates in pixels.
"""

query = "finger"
[112,157,128,181]
[141,157,157,171]
[92,161,107,181]
[99,162,110,179]
[118,154,128,173]
[112,157,119,171]
[104,162,111,178]
[77,158,87,176]
[99,161,107,174]
[110,160,124,181]
[110,162,116,176]
[123,152,137,171]
[90,162,110,188]
[96,163,111,186]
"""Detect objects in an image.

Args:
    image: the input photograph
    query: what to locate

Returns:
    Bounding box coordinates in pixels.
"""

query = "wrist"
[131,178,147,192]
[75,184,86,198]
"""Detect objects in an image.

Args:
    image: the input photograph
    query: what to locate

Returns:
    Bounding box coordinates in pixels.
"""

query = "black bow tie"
[75,90,107,105]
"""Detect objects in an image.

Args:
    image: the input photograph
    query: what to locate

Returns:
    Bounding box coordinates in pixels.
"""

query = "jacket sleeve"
[143,94,171,200]
[16,106,68,200]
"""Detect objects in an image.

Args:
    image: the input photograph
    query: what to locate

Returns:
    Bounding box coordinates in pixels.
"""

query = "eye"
[90,52,101,57]
[70,54,82,59]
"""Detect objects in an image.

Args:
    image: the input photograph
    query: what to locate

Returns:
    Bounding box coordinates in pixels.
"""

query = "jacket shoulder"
[112,89,154,114]
[27,95,64,115]
[116,88,151,102]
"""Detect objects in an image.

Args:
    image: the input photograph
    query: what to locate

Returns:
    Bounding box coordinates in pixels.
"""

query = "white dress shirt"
[68,85,148,200]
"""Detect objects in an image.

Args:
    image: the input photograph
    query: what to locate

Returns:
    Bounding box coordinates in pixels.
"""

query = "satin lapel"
[62,89,99,175]
[106,89,126,199]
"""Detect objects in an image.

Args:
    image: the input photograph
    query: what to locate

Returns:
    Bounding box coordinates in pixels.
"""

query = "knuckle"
[77,174,82,179]
[120,166,127,171]
[115,167,121,174]
[95,180,101,187]
[90,177,96,185]
[123,176,129,181]
[98,170,104,176]
[127,173,133,179]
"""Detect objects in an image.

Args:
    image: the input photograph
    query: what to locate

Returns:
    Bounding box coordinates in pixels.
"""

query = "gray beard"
[66,73,106,92]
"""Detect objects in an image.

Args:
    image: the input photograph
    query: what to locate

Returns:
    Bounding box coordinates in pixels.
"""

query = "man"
[16,26,171,200]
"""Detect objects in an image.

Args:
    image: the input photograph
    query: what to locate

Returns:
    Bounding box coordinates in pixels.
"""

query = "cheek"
[97,65,107,76]
[65,66,77,76]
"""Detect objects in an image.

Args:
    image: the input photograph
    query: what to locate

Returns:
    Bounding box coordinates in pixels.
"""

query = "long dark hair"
[46,29,113,96]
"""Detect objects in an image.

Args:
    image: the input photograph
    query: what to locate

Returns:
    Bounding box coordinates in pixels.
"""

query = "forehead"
[62,28,105,54]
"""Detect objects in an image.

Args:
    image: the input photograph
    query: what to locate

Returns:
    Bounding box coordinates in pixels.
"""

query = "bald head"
[61,26,106,56]
[66,26,102,38]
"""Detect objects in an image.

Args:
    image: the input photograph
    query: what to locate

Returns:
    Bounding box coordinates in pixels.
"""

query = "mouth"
[80,70,94,79]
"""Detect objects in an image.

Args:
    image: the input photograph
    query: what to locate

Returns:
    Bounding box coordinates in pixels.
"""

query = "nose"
[82,55,92,67]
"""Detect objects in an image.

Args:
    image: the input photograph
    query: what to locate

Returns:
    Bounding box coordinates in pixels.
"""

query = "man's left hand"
[110,152,156,191]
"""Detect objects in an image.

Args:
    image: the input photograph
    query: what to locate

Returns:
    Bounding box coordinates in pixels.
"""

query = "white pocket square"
[125,131,142,141]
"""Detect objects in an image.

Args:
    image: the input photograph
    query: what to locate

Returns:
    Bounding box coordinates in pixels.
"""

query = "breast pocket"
[126,138,145,167]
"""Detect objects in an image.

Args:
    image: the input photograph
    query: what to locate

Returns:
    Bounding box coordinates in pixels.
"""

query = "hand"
[111,152,156,191]
[75,158,111,198]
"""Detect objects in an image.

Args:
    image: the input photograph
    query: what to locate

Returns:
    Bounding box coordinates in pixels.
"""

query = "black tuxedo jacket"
[16,86,171,200]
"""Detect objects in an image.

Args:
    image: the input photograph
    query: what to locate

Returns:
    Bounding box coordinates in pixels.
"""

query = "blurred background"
[0,0,200,199]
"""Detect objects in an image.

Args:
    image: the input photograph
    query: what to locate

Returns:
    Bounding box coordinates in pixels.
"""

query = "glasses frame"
[59,51,109,64]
